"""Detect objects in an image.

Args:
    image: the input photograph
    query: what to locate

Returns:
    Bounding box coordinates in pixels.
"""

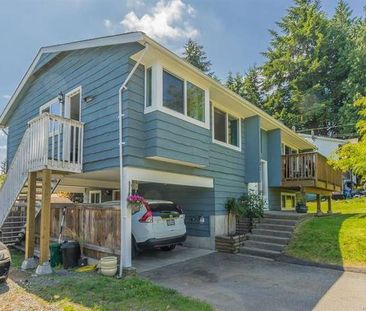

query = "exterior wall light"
[58,92,64,104]
[83,95,94,103]
[199,216,205,224]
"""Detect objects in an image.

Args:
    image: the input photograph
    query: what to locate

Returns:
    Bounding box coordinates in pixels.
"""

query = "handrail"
[282,152,342,188]
[0,113,84,226]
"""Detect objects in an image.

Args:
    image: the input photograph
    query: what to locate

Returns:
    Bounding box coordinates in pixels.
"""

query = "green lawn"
[286,197,366,267]
[10,250,213,311]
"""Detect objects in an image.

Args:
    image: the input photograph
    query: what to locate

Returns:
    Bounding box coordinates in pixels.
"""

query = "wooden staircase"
[240,212,308,259]
[0,179,60,246]
[0,113,84,248]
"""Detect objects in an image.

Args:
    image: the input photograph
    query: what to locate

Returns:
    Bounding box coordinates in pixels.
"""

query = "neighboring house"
[300,134,357,190]
[0,32,341,271]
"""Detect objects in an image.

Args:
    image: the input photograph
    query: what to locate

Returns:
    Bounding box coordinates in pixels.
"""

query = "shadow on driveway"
[142,252,366,311]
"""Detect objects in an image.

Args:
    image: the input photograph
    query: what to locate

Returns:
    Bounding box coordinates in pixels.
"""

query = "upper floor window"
[163,70,184,113]
[187,82,205,122]
[145,67,152,108]
[213,107,240,150]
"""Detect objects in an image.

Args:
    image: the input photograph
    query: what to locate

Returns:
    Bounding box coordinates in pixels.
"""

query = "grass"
[286,197,366,267]
[9,250,213,311]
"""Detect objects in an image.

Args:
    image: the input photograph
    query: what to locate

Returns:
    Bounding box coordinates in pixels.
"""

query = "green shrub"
[238,193,265,220]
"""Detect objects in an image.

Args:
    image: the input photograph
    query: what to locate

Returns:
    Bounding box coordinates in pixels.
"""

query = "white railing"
[0,113,84,226]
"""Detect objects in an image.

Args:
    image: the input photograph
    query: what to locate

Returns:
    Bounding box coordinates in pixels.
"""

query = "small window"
[187,82,205,122]
[228,115,239,146]
[213,107,240,148]
[163,70,184,113]
[40,100,62,116]
[112,190,120,201]
[214,108,226,143]
[146,67,152,108]
[89,191,101,204]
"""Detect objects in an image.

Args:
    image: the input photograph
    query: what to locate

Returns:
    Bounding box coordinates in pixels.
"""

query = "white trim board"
[125,167,214,188]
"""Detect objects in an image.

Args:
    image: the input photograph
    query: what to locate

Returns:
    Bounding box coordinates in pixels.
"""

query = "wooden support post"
[25,172,37,259]
[39,169,51,264]
[327,196,333,214]
[316,194,322,216]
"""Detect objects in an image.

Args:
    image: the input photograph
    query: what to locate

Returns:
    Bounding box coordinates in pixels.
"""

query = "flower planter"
[215,234,246,254]
[236,217,252,234]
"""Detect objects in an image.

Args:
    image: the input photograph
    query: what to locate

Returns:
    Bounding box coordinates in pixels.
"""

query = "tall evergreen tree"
[183,39,213,74]
[261,0,329,130]
[226,67,263,109]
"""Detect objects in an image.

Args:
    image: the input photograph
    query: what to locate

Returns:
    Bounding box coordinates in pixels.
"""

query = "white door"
[64,88,81,162]
[260,160,269,209]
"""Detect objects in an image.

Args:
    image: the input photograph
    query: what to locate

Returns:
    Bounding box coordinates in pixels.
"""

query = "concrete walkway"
[142,252,366,311]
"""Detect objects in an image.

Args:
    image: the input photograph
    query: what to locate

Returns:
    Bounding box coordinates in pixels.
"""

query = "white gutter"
[1,128,8,136]
[118,43,148,278]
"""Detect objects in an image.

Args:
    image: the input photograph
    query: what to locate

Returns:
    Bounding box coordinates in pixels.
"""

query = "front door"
[260,160,269,209]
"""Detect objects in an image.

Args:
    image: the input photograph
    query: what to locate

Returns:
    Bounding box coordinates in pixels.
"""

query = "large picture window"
[187,82,205,122]
[213,107,240,149]
[159,69,207,126]
[163,70,184,113]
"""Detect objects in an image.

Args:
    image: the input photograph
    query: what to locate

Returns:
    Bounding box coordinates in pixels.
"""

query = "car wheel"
[0,276,7,283]
[160,245,176,251]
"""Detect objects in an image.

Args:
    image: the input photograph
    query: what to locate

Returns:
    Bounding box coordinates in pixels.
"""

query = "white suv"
[102,200,186,256]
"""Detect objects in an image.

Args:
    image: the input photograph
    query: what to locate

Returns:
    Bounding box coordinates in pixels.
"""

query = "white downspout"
[119,44,148,278]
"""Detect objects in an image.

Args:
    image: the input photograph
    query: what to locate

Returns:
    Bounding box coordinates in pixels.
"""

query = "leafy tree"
[0,174,5,188]
[330,97,366,179]
[183,39,213,75]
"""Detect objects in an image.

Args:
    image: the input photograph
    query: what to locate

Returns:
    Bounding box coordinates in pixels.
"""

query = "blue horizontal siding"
[6,42,143,172]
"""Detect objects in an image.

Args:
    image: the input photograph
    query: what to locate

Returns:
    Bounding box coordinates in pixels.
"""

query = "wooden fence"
[35,204,121,259]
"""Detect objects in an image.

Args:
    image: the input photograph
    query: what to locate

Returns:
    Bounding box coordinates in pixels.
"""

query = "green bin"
[49,243,62,267]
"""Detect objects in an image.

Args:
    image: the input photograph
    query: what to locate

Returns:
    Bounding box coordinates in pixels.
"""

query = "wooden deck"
[281,152,342,193]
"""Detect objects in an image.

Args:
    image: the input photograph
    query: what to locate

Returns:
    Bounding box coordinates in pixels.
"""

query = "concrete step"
[248,233,290,245]
[255,223,294,232]
[252,228,292,238]
[239,246,281,259]
[261,218,297,226]
[244,240,285,252]
[264,213,303,220]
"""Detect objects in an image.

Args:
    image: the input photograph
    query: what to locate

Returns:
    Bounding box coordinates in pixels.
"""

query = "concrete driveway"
[142,252,366,311]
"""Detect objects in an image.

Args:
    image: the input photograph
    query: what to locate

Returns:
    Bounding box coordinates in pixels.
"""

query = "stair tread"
[240,246,281,254]
[252,228,292,234]
[249,233,289,240]
[246,240,286,247]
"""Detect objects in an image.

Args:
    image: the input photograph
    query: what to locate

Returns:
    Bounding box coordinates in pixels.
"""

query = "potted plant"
[127,194,147,213]
[215,198,246,254]
[296,200,308,213]
[238,193,265,223]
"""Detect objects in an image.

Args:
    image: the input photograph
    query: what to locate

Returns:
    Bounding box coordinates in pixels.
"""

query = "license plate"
[166,219,175,226]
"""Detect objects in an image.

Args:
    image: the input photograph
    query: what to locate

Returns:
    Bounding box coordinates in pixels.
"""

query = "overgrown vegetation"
[286,198,366,267]
[9,250,213,311]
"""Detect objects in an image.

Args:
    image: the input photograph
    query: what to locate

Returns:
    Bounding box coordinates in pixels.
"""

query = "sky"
[0,0,365,164]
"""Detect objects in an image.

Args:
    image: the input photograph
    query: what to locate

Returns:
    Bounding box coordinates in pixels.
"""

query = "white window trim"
[64,86,82,121]
[112,190,120,201]
[144,64,210,129]
[39,97,61,115]
[281,192,297,210]
[89,190,102,204]
[144,67,152,109]
[212,105,242,152]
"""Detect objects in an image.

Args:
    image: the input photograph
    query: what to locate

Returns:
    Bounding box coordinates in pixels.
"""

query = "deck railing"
[0,113,83,226]
[282,152,342,190]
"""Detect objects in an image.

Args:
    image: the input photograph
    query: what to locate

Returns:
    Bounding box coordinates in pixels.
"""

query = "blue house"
[0,32,341,273]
